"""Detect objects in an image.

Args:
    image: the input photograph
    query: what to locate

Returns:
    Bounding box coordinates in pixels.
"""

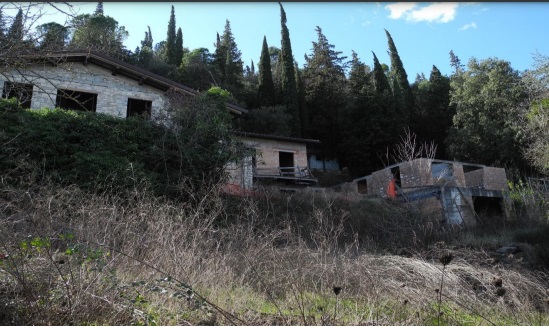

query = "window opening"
[56,89,97,112]
[2,81,33,109]
[127,98,152,119]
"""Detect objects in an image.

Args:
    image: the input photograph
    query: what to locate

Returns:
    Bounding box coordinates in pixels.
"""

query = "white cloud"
[458,22,477,31]
[385,2,418,19]
[385,2,459,23]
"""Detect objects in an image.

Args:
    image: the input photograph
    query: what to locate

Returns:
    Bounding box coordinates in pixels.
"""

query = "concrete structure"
[352,158,510,225]
[225,131,320,192]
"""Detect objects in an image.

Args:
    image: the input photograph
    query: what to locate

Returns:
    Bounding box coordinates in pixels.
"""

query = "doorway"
[279,151,294,176]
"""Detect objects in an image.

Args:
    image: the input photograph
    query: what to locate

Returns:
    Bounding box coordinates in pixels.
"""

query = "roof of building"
[13,50,248,115]
[233,130,321,144]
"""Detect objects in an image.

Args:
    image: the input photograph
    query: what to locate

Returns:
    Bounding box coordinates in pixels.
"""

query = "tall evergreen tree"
[411,65,452,158]
[95,2,104,15]
[36,22,69,50]
[371,51,402,165]
[165,5,177,65]
[303,26,347,159]
[372,52,391,95]
[70,13,128,57]
[257,36,276,107]
[279,2,301,137]
[0,8,5,42]
[174,27,183,65]
[141,25,153,48]
[213,20,243,94]
[449,50,464,74]
[385,29,414,125]
[7,9,24,43]
[339,51,373,176]
[295,62,308,135]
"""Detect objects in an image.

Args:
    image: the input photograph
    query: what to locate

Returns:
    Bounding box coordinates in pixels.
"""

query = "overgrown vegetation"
[2,94,549,324]
[0,93,240,199]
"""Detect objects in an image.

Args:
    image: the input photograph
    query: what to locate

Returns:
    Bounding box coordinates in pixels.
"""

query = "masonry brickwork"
[226,136,309,190]
[1,62,166,117]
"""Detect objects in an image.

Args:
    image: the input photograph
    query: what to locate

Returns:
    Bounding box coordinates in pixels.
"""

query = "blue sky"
[5,2,549,82]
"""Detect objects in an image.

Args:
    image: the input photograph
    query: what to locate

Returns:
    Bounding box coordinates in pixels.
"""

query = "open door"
[279,151,294,176]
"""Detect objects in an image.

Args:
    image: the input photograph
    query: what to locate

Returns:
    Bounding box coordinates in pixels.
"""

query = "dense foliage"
[0,93,240,198]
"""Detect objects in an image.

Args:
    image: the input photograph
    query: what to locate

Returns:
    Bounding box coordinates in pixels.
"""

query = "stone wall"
[368,168,392,197]
[1,62,166,117]
[225,136,309,189]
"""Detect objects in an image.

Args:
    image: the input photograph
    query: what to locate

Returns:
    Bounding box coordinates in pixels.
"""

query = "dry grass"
[1,178,549,325]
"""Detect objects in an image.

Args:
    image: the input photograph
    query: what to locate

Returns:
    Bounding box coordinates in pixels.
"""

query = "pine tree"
[213,20,243,94]
[372,52,391,95]
[385,29,414,124]
[257,36,276,106]
[303,26,347,158]
[279,2,301,137]
[295,63,308,135]
[7,9,24,43]
[95,2,104,15]
[36,22,69,50]
[165,5,177,65]
[0,8,5,42]
[449,50,463,74]
[174,27,183,66]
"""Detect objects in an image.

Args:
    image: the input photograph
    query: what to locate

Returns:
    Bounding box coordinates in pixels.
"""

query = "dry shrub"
[2,177,549,325]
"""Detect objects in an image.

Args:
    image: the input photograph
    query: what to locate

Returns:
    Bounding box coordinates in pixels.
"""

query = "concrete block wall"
[465,169,484,188]
[1,62,166,118]
[368,168,392,197]
[464,167,508,191]
[400,159,433,188]
[483,167,508,191]
[450,163,467,187]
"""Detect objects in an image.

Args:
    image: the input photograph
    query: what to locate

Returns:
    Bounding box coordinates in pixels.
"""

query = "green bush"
[0,94,242,199]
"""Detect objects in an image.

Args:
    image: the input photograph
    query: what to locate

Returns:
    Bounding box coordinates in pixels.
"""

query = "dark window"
[127,98,152,119]
[473,196,503,220]
[390,166,402,187]
[279,151,294,176]
[55,89,97,112]
[2,81,33,109]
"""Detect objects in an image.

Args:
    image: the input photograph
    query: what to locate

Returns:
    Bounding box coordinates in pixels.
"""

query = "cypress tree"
[295,63,308,135]
[95,2,104,15]
[0,8,5,41]
[175,27,183,66]
[257,36,276,106]
[303,26,347,155]
[7,9,24,43]
[372,52,391,95]
[214,20,243,92]
[385,29,414,122]
[166,5,177,65]
[279,2,300,137]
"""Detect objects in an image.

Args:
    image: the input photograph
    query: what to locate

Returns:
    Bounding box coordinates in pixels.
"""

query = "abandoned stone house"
[1,50,319,191]
[225,131,320,192]
[0,50,247,118]
[347,158,510,225]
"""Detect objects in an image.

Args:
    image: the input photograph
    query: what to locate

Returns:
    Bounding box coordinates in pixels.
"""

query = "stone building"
[225,131,320,193]
[2,51,319,193]
[0,50,247,118]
